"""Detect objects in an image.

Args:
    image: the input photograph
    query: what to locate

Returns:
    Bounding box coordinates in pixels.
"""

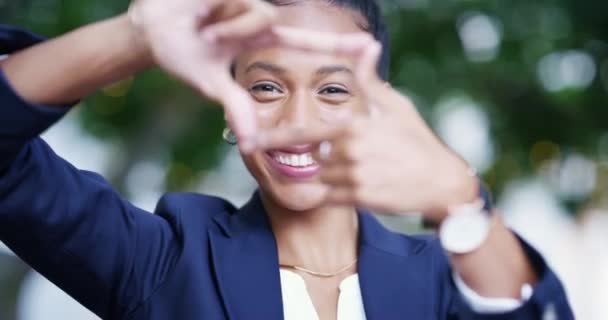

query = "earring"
[222,127,237,145]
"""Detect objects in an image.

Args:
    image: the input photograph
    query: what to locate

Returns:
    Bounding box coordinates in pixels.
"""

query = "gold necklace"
[279,259,358,278]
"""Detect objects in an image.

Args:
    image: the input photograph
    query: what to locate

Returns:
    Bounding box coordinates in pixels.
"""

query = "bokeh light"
[537,50,597,92]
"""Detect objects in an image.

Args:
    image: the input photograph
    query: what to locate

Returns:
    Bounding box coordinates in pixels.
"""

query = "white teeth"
[272,152,316,167]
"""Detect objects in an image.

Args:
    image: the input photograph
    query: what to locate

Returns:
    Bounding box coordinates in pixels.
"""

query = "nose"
[277,90,317,130]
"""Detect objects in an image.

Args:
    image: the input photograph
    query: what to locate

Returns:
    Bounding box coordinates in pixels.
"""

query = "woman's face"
[234,2,369,211]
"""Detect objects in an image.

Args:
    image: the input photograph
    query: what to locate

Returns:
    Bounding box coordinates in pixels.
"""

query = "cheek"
[252,96,367,128]
[240,151,256,167]
[241,150,267,182]
[319,99,366,124]
[351,97,368,115]
[319,107,353,124]
[255,105,283,129]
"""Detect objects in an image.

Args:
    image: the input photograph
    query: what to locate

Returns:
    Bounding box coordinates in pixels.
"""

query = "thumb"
[219,81,258,153]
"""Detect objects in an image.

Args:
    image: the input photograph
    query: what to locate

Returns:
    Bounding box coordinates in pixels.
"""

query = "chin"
[265,182,329,212]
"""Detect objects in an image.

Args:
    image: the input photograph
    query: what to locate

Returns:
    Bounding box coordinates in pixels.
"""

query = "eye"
[250,82,283,94]
[249,82,284,102]
[318,85,351,105]
[319,85,349,95]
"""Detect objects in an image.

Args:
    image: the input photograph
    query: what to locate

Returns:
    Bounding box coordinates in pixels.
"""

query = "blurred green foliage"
[1,0,607,205]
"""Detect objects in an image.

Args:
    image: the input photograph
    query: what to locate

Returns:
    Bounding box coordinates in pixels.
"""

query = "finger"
[353,41,396,115]
[394,93,424,120]
[315,140,334,163]
[217,80,258,152]
[324,187,358,206]
[311,138,360,165]
[256,124,345,151]
[356,43,422,119]
[241,30,279,50]
[271,26,373,55]
[355,41,383,86]
[320,166,356,186]
[203,0,276,41]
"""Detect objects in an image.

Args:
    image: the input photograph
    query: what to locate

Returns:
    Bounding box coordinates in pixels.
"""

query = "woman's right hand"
[129,0,279,151]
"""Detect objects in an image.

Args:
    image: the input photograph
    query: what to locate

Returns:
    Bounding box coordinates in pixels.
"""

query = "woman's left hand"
[257,39,478,221]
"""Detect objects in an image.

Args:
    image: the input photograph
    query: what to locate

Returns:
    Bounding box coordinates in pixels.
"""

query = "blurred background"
[1,0,607,319]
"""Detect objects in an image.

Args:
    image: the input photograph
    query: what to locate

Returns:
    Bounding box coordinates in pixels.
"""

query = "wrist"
[114,13,154,71]
[436,169,495,255]
[427,160,480,224]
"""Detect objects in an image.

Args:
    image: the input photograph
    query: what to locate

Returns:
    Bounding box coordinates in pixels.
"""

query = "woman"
[0,0,574,319]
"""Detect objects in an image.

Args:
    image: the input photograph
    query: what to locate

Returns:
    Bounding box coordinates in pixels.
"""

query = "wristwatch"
[439,181,494,254]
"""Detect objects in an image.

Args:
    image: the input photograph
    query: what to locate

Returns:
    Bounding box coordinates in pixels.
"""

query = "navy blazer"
[0,25,574,320]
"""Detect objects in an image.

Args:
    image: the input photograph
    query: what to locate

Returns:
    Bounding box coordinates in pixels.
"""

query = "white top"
[280,269,532,320]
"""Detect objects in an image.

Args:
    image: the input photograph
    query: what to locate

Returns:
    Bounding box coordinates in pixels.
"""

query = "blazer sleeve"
[0,25,180,319]
[434,234,575,320]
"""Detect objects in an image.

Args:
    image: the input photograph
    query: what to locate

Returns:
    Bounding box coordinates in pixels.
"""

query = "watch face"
[439,206,491,254]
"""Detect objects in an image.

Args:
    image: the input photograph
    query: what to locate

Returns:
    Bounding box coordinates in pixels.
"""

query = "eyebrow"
[245,61,287,75]
[315,65,353,77]
[244,61,353,77]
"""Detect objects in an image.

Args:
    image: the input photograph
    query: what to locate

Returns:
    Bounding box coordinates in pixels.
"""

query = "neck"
[260,193,359,273]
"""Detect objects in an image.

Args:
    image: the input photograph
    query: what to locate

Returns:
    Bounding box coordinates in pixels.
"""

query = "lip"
[273,144,315,154]
[264,151,320,179]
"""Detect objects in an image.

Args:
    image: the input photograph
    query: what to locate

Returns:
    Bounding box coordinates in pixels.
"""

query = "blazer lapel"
[208,192,284,320]
[357,211,437,320]
[207,194,438,320]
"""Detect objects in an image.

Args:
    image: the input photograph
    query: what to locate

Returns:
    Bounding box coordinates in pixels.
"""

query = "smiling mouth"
[268,151,317,167]
[264,149,321,179]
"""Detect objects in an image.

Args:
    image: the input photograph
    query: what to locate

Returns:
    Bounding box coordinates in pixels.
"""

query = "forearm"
[449,214,537,299]
[1,14,152,106]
